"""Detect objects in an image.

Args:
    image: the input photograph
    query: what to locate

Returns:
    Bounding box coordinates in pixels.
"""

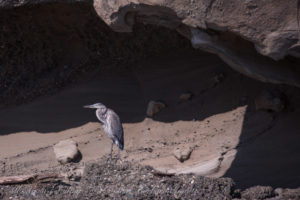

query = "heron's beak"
[83,105,95,109]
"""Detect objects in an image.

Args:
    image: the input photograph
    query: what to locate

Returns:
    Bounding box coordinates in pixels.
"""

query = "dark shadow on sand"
[224,86,300,189]
[0,51,233,134]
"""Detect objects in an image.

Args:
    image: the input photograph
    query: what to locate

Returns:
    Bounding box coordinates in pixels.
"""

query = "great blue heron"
[84,103,124,161]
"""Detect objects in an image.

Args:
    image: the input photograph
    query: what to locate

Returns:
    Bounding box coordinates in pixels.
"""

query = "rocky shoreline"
[1,159,299,200]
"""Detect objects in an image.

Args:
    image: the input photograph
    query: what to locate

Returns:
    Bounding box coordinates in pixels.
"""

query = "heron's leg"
[117,148,120,161]
[113,148,121,164]
[106,141,114,163]
[110,141,114,160]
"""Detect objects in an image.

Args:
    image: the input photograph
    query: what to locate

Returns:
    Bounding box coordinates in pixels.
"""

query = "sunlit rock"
[53,139,80,164]
[173,146,193,163]
[146,100,166,117]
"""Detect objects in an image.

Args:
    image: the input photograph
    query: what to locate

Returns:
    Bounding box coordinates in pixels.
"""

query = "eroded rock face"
[94,0,299,60]
[93,0,300,88]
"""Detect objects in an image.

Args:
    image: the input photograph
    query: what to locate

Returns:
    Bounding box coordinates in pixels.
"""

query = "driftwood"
[0,174,36,185]
[0,173,63,185]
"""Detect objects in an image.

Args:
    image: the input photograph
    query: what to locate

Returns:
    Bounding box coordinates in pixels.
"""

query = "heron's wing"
[107,110,124,149]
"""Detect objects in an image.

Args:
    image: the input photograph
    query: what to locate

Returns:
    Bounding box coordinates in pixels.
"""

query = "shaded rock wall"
[0,0,299,104]
[0,2,191,105]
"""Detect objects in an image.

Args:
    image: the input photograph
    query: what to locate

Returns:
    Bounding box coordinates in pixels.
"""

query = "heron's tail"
[115,140,124,150]
[118,143,124,150]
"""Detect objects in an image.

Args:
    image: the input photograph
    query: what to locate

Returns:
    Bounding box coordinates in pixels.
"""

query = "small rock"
[255,90,285,112]
[0,189,4,199]
[280,188,300,199]
[179,93,193,101]
[146,100,166,117]
[144,147,153,153]
[245,0,258,9]
[214,73,225,83]
[274,188,283,197]
[232,189,241,199]
[241,186,274,200]
[53,139,80,164]
[66,166,85,181]
[173,147,193,162]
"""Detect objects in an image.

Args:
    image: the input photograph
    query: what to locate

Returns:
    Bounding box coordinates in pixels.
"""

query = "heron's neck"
[96,109,107,124]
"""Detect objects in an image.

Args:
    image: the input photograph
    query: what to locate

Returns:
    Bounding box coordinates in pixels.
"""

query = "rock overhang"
[0,0,300,88]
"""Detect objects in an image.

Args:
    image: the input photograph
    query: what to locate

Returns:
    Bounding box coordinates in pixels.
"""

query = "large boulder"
[93,0,300,88]
[53,139,80,164]
[93,0,299,61]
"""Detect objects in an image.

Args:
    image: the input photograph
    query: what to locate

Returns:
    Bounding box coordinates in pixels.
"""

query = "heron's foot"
[105,154,122,164]
[113,157,121,164]
[106,156,112,164]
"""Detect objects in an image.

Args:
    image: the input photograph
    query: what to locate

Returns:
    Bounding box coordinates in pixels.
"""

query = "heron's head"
[84,103,107,113]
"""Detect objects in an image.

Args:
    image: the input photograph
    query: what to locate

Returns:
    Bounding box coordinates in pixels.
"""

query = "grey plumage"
[84,103,124,159]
